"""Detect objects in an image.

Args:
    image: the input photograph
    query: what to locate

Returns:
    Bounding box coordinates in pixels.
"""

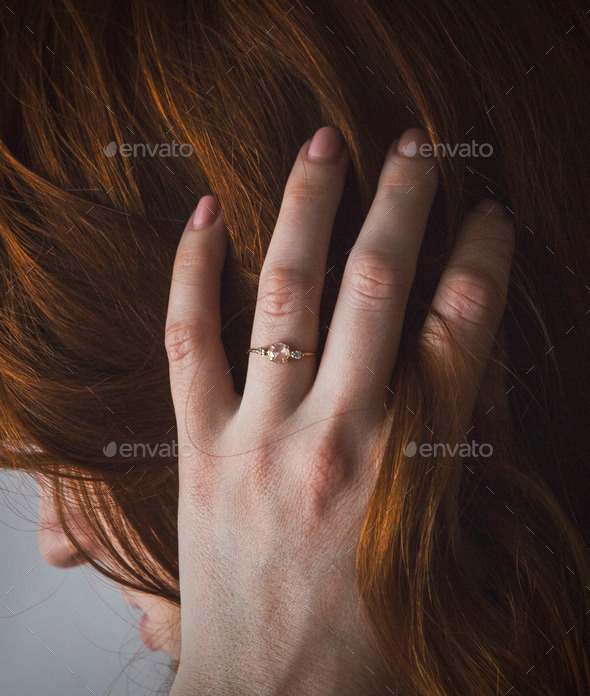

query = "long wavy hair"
[1,1,589,694]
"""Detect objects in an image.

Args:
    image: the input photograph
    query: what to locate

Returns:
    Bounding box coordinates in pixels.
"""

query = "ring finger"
[240,126,350,415]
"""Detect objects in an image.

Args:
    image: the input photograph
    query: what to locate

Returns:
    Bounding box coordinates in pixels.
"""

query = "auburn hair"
[1,1,589,694]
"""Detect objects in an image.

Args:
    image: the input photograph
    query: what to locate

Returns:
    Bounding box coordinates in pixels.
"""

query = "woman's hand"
[166,126,515,695]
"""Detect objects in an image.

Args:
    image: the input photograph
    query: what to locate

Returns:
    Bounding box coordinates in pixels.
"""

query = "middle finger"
[311,128,438,421]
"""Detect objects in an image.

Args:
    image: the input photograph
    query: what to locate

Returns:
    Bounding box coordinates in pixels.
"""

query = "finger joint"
[346,252,410,311]
[443,270,506,330]
[165,318,209,368]
[257,266,316,320]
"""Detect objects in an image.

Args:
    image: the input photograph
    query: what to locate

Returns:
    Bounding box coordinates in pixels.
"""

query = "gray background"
[0,470,172,696]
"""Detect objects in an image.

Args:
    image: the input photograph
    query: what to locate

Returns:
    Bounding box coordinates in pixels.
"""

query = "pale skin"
[37,125,515,694]
[165,126,515,694]
[37,479,181,657]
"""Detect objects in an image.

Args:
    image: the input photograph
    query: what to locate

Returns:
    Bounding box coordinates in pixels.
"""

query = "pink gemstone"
[269,343,291,363]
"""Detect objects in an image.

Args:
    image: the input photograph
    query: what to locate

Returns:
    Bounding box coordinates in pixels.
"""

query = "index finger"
[165,196,237,438]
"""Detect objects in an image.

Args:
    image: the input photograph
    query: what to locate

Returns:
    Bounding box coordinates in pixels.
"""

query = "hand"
[166,126,514,695]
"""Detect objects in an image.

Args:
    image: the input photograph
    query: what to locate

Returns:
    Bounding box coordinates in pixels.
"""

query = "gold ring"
[248,342,316,364]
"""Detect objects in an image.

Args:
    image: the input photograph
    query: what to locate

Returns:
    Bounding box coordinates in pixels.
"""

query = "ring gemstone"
[268,342,292,363]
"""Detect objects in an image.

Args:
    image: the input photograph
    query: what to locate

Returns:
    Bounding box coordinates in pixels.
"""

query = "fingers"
[240,127,350,416]
[311,128,438,421]
[419,199,515,427]
[165,196,237,440]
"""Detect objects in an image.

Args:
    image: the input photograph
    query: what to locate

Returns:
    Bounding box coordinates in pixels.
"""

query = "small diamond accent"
[291,350,302,359]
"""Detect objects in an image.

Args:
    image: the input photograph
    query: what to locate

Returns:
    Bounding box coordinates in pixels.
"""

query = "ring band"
[248,342,316,364]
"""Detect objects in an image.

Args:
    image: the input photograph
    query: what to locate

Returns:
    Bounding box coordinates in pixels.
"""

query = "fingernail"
[396,127,430,157]
[307,126,344,162]
[475,199,506,217]
[192,195,219,229]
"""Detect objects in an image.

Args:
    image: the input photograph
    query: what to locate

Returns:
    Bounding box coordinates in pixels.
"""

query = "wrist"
[170,626,389,696]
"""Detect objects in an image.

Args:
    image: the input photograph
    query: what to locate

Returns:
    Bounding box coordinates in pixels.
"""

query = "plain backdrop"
[0,469,173,696]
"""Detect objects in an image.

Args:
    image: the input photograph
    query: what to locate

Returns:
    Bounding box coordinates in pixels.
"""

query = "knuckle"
[379,173,423,198]
[300,437,353,516]
[346,252,410,311]
[443,269,506,329]
[173,246,210,278]
[257,266,315,319]
[284,175,329,205]
[378,153,438,198]
[164,318,209,367]
[468,214,516,256]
